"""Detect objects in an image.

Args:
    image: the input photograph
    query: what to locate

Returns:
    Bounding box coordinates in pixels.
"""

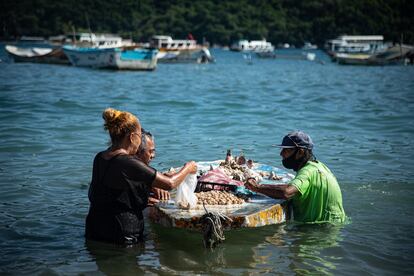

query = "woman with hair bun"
[86,108,197,245]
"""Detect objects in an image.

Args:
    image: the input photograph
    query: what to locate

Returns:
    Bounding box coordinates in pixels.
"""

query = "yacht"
[230,39,275,53]
[149,35,214,63]
[324,35,387,57]
[64,33,134,48]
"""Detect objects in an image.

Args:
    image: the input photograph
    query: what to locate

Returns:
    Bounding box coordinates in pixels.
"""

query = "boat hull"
[63,46,158,70]
[5,45,70,65]
[157,48,213,63]
[335,53,371,65]
[113,49,158,70]
[148,160,293,230]
[335,45,414,65]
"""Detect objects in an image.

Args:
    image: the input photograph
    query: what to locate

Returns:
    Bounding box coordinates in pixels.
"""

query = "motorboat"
[325,35,387,58]
[335,44,414,65]
[5,45,69,64]
[150,35,214,63]
[62,45,158,70]
[302,42,318,50]
[231,39,275,53]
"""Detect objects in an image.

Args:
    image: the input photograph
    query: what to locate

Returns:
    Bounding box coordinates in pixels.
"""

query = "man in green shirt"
[245,131,346,224]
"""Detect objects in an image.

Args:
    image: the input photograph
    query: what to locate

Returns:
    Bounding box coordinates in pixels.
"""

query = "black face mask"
[282,149,305,171]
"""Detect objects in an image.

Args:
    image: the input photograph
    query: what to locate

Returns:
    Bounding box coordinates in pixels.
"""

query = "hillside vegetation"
[1,0,413,46]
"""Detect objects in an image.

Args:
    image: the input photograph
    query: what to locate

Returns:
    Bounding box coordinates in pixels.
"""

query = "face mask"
[282,149,304,171]
[282,149,298,170]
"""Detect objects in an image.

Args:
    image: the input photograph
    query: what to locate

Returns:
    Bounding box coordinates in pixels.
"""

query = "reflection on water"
[282,224,342,275]
[138,222,344,275]
[85,239,147,275]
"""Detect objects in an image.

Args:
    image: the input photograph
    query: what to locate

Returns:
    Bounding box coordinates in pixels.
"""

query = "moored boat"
[335,53,371,65]
[62,45,157,70]
[231,39,274,53]
[325,35,387,58]
[150,35,214,63]
[156,47,213,63]
[335,44,414,65]
[302,42,318,50]
[112,47,158,70]
[231,39,275,58]
[5,45,70,64]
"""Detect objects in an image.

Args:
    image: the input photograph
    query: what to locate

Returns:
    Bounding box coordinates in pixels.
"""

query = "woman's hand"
[185,161,198,174]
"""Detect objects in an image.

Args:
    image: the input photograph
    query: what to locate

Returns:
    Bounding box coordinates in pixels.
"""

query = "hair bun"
[101,108,140,145]
[103,108,121,129]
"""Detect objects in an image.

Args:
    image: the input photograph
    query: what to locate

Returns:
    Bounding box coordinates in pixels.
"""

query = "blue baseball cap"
[278,131,314,150]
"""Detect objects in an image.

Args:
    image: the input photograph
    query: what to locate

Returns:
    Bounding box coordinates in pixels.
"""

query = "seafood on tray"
[196,190,246,205]
[219,149,263,182]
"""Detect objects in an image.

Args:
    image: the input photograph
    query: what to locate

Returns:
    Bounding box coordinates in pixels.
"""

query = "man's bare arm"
[245,179,299,200]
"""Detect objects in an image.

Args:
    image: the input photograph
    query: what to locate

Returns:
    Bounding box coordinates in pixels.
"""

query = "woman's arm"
[151,161,197,190]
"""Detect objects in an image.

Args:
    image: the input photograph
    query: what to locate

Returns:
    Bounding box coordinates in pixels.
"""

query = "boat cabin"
[150,35,197,50]
[325,35,386,55]
[64,33,128,48]
[231,39,274,52]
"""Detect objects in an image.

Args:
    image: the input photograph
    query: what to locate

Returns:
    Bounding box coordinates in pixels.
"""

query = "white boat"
[62,45,158,70]
[113,47,158,70]
[5,45,69,64]
[335,44,414,65]
[302,42,318,50]
[63,33,133,49]
[231,39,275,53]
[305,52,316,61]
[150,35,214,63]
[335,53,372,65]
[325,35,387,57]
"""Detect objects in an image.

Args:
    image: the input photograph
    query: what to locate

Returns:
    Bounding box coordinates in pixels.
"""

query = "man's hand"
[245,178,260,192]
[152,187,170,201]
[147,197,159,206]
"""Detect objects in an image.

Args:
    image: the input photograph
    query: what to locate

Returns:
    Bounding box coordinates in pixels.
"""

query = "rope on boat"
[200,203,233,249]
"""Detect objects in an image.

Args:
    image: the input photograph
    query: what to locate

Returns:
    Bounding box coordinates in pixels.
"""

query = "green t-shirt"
[290,160,346,224]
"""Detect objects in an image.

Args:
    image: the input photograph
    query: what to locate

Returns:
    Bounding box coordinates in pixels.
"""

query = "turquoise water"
[1,46,413,275]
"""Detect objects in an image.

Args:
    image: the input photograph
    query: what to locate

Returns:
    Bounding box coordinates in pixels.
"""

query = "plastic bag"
[175,174,198,209]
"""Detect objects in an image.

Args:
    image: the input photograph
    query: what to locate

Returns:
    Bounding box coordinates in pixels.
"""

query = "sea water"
[0,46,413,275]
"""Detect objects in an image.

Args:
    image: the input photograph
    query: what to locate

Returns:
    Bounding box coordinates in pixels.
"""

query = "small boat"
[231,39,276,58]
[5,45,70,64]
[335,53,371,65]
[231,39,275,53]
[63,32,134,49]
[114,47,158,70]
[150,35,214,63]
[325,35,387,58]
[302,42,318,50]
[305,52,316,61]
[157,47,214,63]
[335,44,414,65]
[149,160,293,231]
[62,45,158,70]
